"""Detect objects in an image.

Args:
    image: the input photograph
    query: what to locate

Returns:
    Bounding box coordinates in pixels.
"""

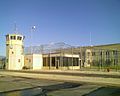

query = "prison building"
[42,52,80,70]
[90,49,119,69]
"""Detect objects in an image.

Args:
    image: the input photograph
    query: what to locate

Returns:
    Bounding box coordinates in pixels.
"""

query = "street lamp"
[30,25,36,54]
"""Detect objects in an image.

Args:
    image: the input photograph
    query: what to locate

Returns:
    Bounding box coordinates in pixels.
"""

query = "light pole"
[30,25,36,54]
[79,46,82,69]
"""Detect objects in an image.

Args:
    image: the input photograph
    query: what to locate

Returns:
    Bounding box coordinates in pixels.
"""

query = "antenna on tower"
[90,32,92,47]
[14,22,18,34]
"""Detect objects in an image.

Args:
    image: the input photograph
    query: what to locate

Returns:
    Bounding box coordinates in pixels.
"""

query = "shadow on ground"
[38,82,82,96]
[0,79,120,96]
[83,86,120,96]
[0,82,81,96]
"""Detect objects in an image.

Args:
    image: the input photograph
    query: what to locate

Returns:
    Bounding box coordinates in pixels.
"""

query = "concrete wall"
[24,54,43,70]
[33,54,43,70]
[24,55,33,69]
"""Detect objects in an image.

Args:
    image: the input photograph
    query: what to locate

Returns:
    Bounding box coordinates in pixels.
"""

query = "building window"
[87,52,91,58]
[88,60,90,64]
[10,36,16,40]
[13,36,16,40]
[17,36,19,40]
[92,52,95,56]
[100,52,102,56]
[12,51,14,54]
[113,50,117,55]
[10,36,13,40]
[6,35,9,41]
[73,58,79,66]
[106,51,110,58]
[87,52,90,56]
[17,36,22,40]
[18,59,20,62]
[106,51,109,56]
[19,37,22,40]
[29,59,31,63]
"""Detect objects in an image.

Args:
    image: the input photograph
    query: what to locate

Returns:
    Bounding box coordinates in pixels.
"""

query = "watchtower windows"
[20,37,22,40]
[10,36,13,40]
[6,35,9,41]
[13,36,16,40]
[17,36,19,40]
[10,36,16,40]
[17,36,22,40]
[7,35,23,40]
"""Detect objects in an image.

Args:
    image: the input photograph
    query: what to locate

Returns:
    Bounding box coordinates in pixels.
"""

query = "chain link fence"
[25,42,120,71]
[0,56,6,69]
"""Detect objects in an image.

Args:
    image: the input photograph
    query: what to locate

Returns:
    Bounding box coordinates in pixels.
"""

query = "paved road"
[0,74,120,96]
[0,75,120,96]
[3,70,120,78]
[0,70,120,86]
[0,74,99,96]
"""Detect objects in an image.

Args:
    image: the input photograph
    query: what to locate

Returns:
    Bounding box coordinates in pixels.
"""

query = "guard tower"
[6,34,25,70]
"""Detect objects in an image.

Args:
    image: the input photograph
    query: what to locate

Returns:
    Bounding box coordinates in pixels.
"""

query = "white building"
[6,34,24,70]
[24,54,43,70]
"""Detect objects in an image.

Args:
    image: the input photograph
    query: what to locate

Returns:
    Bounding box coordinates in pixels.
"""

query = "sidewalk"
[4,69,120,76]
[39,69,120,75]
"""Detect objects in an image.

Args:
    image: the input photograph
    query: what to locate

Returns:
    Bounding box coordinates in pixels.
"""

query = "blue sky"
[0,0,120,56]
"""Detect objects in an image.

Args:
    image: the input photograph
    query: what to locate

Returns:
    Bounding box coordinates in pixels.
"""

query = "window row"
[6,36,22,40]
[89,51,118,56]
